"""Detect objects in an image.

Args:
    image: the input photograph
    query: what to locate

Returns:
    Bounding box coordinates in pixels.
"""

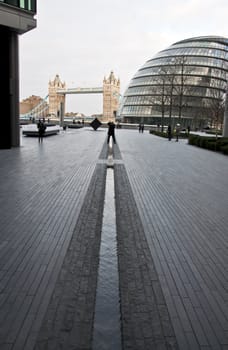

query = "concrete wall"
[0,26,19,148]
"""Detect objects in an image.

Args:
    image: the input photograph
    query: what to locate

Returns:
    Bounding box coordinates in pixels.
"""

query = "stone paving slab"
[115,163,179,350]
[0,128,107,349]
[115,129,228,350]
[1,127,228,349]
[35,164,106,350]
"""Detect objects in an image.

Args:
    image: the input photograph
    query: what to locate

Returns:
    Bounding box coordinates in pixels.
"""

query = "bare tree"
[151,67,170,131]
[174,56,188,123]
[156,57,190,127]
[207,87,225,136]
[171,55,198,124]
[167,71,175,125]
[146,56,203,129]
[151,63,179,130]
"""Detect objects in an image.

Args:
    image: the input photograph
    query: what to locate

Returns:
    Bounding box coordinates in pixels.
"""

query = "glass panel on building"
[20,0,25,8]
[2,0,36,11]
[5,0,18,6]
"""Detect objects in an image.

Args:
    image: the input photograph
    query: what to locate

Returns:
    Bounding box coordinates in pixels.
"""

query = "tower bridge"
[49,71,120,123]
[57,87,103,95]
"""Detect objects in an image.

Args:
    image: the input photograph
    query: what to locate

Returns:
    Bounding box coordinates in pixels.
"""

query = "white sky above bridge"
[19,0,228,115]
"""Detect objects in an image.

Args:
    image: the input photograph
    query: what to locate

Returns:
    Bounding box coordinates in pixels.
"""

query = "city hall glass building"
[119,36,228,128]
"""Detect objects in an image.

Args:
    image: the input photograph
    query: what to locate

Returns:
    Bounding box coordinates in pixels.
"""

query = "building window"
[1,0,36,12]
[20,0,36,11]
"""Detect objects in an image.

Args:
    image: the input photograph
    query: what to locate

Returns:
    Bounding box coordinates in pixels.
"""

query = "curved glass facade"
[119,36,228,127]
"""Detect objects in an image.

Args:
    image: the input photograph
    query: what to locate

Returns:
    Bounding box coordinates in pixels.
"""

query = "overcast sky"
[19,0,228,115]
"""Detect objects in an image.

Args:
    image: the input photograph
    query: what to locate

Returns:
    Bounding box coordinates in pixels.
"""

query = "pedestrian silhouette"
[175,123,181,142]
[167,125,172,141]
[107,121,116,144]
[187,125,191,136]
[138,123,144,133]
[37,119,46,143]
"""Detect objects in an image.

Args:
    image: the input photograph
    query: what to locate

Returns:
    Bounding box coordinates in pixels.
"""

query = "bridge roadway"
[57,87,103,94]
[0,127,228,349]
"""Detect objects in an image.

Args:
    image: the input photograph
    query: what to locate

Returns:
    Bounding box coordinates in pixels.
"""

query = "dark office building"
[0,0,36,148]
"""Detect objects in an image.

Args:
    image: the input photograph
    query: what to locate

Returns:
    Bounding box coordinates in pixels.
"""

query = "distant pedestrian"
[138,123,144,133]
[107,121,116,144]
[175,123,181,142]
[167,125,172,141]
[187,125,191,136]
[37,119,46,143]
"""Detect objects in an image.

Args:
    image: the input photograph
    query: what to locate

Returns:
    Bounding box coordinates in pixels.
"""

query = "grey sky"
[19,0,228,115]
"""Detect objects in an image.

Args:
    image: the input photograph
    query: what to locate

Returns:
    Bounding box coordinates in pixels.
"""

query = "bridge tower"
[48,74,66,118]
[103,71,120,122]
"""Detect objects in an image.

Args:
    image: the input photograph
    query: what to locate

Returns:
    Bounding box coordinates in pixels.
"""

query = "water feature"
[92,144,122,350]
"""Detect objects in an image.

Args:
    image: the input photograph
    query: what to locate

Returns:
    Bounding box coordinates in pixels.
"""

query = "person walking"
[138,123,144,133]
[107,121,116,144]
[167,125,172,141]
[187,125,191,136]
[37,119,46,143]
[175,123,181,142]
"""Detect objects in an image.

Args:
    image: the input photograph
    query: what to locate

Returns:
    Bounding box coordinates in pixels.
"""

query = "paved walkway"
[0,127,227,349]
[116,130,228,350]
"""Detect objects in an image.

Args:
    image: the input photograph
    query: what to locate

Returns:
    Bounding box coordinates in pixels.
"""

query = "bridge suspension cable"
[20,95,49,120]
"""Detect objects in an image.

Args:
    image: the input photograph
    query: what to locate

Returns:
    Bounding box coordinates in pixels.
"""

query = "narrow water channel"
[92,162,122,349]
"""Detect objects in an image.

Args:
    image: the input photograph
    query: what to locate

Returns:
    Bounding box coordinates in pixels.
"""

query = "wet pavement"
[0,127,228,349]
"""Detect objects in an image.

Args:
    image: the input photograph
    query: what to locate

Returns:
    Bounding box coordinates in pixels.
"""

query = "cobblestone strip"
[113,142,122,160]
[34,164,107,350]
[115,164,179,350]
[99,138,108,159]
